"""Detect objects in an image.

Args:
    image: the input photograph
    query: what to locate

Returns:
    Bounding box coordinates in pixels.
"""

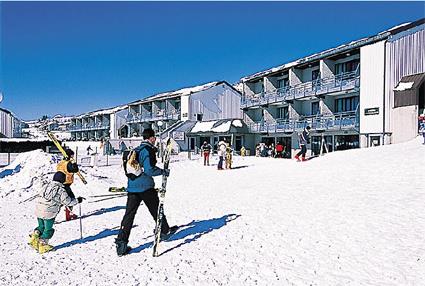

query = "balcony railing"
[248,112,359,133]
[126,110,181,123]
[69,123,110,131]
[241,71,360,108]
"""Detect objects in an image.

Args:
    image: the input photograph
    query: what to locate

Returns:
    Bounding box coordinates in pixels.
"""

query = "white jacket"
[35,181,78,219]
[218,141,227,156]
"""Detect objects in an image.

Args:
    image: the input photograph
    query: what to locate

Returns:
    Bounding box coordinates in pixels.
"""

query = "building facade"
[122,81,242,151]
[69,105,128,141]
[239,19,425,157]
[0,107,22,138]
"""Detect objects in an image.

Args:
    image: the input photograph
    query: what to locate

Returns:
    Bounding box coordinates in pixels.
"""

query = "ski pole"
[79,203,83,240]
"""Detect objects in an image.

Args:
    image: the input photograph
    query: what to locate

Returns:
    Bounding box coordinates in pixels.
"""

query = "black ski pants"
[117,188,170,243]
[296,145,307,158]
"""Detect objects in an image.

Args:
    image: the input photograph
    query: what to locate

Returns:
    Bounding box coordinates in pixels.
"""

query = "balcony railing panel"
[241,71,360,108]
[247,112,358,134]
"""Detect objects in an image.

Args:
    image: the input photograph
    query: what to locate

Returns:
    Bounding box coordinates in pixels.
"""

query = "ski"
[89,193,127,198]
[89,193,127,203]
[109,187,127,193]
[152,138,172,257]
[46,132,87,184]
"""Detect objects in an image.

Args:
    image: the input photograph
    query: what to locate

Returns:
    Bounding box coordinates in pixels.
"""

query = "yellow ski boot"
[38,239,54,254]
[28,230,40,250]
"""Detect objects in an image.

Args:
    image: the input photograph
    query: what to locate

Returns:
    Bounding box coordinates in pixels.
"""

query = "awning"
[394,72,425,108]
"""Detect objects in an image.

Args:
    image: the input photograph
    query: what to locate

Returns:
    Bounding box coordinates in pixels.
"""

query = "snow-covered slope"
[0,138,424,285]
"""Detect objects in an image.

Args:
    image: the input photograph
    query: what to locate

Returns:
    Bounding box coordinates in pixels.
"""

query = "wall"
[189,83,242,121]
[359,41,386,135]
[386,25,425,143]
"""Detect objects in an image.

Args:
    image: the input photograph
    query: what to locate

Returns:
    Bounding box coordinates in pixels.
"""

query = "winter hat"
[142,128,155,139]
[65,149,74,157]
[306,126,311,130]
[53,172,66,184]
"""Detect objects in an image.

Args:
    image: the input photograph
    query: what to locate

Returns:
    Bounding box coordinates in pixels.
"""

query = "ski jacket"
[57,160,79,185]
[201,144,212,153]
[299,129,310,145]
[127,141,166,193]
[217,141,227,156]
[35,181,78,219]
[275,144,284,152]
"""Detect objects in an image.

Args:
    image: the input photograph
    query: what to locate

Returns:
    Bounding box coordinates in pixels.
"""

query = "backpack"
[122,149,143,180]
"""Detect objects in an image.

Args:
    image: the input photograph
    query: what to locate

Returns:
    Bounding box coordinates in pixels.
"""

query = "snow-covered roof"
[241,19,424,82]
[394,82,414,91]
[75,104,129,119]
[129,81,222,106]
[0,138,49,143]
[189,119,246,134]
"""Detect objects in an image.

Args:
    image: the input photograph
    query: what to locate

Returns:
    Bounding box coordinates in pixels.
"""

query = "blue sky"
[1,2,424,120]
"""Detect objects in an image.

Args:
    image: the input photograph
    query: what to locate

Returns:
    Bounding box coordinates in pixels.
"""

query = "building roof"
[241,18,425,82]
[128,81,240,106]
[187,119,248,135]
[394,72,425,91]
[74,104,129,119]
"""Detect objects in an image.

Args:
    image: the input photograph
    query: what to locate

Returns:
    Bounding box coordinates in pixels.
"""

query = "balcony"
[241,71,360,108]
[69,123,110,132]
[248,112,359,134]
[126,110,181,123]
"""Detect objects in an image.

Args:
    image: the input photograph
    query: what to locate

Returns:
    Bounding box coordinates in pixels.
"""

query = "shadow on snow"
[55,205,126,224]
[130,213,241,256]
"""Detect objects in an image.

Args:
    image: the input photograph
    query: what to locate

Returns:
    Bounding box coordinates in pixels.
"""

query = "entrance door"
[370,136,380,147]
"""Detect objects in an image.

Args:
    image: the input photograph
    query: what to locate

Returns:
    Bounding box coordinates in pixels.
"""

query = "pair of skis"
[152,138,173,257]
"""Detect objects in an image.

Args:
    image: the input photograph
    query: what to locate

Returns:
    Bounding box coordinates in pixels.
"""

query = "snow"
[190,121,218,133]
[394,81,414,91]
[211,121,231,133]
[0,137,424,285]
[232,119,243,128]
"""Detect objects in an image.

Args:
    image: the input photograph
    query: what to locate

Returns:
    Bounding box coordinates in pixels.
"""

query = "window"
[277,78,289,89]
[335,59,360,75]
[335,96,359,113]
[278,106,289,119]
[312,70,320,81]
[311,102,320,115]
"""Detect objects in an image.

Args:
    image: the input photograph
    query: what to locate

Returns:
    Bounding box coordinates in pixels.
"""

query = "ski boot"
[115,238,132,257]
[38,239,54,254]
[160,225,179,241]
[65,207,78,221]
[28,230,40,250]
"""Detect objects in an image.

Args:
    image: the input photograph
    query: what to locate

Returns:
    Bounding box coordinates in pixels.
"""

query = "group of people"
[200,139,233,170]
[29,128,176,256]
[254,126,311,161]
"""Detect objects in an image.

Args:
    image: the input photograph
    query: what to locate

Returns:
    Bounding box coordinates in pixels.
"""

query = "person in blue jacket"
[115,128,176,256]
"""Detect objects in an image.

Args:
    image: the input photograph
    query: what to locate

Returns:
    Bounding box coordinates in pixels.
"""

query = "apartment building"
[123,81,242,151]
[240,18,425,157]
[69,105,128,141]
[0,107,22,138]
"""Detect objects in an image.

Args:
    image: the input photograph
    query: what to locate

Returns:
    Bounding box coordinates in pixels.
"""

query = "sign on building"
[173,131,185,141]
[364,107,379,115]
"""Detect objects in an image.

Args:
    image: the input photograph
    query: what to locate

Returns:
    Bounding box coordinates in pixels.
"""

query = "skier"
[200,141,212,166]
[115,128,177,257]
[86,145,93,155]
[28,171,84,254]
[56,148,80,220]
[275,142,284,158]
[295,126,311,161]
[217,138,227,170]
[225,143,233,169]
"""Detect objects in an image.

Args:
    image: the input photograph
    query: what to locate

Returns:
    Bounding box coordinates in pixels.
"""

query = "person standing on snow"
[56,148,80,221]
[115,128,178,257]
[28,171,84,254]
[295,126,311,161]
[200,141,212,166]
[86,145,93,155]
[217,138,227,170]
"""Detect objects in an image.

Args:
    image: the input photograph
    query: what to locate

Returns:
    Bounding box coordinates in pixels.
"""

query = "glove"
[77,197,85,203]
[163,169,170,177]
